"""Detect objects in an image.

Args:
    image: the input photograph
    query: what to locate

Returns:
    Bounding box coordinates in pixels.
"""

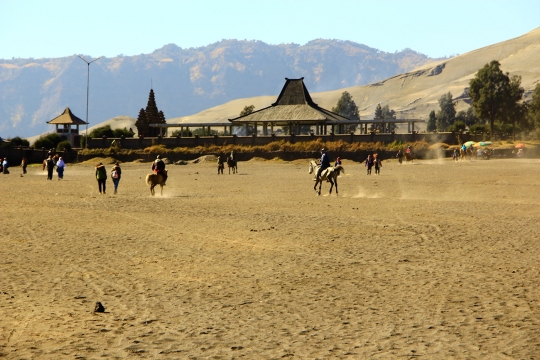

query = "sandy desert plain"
[0,156,539,359]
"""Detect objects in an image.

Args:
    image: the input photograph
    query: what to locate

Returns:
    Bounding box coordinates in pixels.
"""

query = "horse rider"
[152,155,168,185]
[316,148,331,181]
[230,150,234,161]
[406,145,412,155]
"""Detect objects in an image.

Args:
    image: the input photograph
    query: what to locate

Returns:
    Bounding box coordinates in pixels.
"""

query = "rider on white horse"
[316,148,330,181]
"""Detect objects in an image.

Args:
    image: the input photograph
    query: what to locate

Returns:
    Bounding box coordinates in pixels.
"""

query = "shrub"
[112,127,135,138]
[7,136,30,147]
[89,125,114,138]
[34,133,65,150]
[56,140,72,152]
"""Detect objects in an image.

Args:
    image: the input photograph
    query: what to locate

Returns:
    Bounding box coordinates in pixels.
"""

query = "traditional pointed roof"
[47,107,87,125]
[230,78,349,124]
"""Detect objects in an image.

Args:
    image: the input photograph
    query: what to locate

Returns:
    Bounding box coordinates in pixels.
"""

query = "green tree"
[239,105,255,117]
[34,133,65,150]
[426,110,437,132]
[435,92,456,131]
[1,136,30,148]
[333,92,359,133]
[504,75,525,140]
[238,105,256,135]
[374,104,383,120]
[56,140,72,152]
[469,60,521,139]
[332,91,359,120]
[527,83,540,134]
[112,127,135,138]
[448,120,466,133]
[455,107,480,127]
[89,125,114,138]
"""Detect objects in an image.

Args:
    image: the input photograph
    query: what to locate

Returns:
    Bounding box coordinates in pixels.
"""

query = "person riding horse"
[152,155,168,185]
[316,148,331,181]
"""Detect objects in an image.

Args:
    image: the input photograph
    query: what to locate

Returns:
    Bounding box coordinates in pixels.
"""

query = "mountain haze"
[0,40,439,138]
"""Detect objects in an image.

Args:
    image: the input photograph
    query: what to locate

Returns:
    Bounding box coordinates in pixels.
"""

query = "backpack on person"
[111,169,119,179]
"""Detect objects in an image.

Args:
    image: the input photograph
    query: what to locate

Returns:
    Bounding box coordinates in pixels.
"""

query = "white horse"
[308,160,345,196]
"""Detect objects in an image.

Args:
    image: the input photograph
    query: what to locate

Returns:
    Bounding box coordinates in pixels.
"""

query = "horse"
[226,156,237,174]
[308,160,345,196]
[146,172,165,196]
[405,152,414,163]
[459,147,466,161]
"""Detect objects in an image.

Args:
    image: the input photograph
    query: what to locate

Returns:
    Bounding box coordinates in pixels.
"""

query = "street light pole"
[78,55,103,148]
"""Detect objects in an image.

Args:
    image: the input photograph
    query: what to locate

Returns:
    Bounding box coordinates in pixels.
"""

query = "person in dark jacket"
[95,162,107,194]
[316,148,330,181]
[151,155,167,184]
[373,154,382,175]
[45,155,55,180]
[365,154,374,175]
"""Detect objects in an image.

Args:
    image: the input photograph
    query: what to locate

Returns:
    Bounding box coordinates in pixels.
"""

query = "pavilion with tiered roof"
[47,107,87,146]
[229,77,353,135]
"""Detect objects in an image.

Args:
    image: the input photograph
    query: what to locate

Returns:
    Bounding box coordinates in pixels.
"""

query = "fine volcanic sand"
[1,158,539,359]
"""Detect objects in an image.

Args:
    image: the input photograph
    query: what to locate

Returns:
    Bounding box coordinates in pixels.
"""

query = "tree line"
[428,60,540,140]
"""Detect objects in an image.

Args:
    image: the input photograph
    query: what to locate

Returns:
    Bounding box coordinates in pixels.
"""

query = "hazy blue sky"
[1,0,539,59]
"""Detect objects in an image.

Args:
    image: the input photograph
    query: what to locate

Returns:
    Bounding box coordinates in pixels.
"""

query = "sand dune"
[1,158,539,358]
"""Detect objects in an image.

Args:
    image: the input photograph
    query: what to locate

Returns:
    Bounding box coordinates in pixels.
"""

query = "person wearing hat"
[316,148,331,181]
[152,155,167,185]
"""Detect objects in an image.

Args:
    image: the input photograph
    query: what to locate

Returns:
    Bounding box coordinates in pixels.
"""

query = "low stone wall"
[0,147,76,166]
[87,132,481,150]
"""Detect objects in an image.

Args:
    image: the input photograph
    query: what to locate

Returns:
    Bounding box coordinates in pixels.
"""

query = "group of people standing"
[94,155,167,195]
[44,154,66,180]
[364,154,382,175]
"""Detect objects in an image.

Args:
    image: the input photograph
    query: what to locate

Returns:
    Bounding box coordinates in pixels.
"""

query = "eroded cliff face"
[0,39,437,137]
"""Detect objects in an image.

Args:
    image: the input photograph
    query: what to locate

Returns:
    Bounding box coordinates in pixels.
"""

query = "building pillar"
[408,122,411,133]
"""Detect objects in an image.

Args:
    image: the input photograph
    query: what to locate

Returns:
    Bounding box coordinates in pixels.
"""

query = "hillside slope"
[168,27,540,130]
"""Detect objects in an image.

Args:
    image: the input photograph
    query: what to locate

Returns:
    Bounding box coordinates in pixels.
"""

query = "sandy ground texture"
[1,157,539,359]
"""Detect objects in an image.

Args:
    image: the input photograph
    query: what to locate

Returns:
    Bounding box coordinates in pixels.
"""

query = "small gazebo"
[47,107,87,146]
[229,77,355,135]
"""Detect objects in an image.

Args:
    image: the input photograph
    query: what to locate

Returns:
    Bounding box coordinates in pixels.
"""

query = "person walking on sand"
[217,154,224,175]
[21,157,27,174]
[56,157,65,180]
[396,149,403,164]
[365,154,374,175]
[95,162,107,194]
[45,155,55,180]
[111,162,122,194]
[373,154,382,175]
[2,158,8,174]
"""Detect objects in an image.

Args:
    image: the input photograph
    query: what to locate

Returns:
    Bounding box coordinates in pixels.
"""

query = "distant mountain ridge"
[0,39,441,138]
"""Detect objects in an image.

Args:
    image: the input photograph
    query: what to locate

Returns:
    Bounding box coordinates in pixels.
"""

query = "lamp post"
[78,55,103,148]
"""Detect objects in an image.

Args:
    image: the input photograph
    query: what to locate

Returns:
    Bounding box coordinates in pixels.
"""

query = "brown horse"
[405,152,414,163]
[146,172,165,196]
